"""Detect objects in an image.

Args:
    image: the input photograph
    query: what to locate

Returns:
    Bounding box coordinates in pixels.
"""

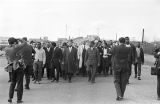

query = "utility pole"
[142,28,144,43]
[65,24,68,39]
[116,33,117,41]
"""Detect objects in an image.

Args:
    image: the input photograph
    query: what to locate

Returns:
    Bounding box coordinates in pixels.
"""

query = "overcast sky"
[0,0,160,42]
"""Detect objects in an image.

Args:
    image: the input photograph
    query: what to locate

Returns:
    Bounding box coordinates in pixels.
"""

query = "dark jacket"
[5,43,27,70]
[135,47,144,64]
[110,44,131,72]
[126,43,136,64]
[84,47,100,69]
[44,47,53,67]
[51,47,62,67]
[63,47,77,73]
[17,43,33,66]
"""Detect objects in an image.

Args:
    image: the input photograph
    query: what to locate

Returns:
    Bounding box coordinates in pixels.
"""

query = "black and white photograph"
[0,0,160,104]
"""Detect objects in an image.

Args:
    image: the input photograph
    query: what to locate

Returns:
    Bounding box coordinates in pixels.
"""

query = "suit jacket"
[44,47,53,67]
[51,47,62,67]
[85,47,100,68]
[5,43,27,70]
[63,46,77,73]
[126,43,136,64]
[110,44,131,72]
[17,43,33,66]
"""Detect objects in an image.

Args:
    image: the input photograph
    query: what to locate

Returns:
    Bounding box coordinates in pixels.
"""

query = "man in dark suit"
[17,37,35,90]
[51,42,62,82]
[97,41,103,74]
[110,37,131,101]
[42,42,53,79]
[85,41,100,83]
[125,37,136,84]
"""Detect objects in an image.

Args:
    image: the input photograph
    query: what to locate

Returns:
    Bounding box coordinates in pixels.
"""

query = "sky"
[0,0,160,42]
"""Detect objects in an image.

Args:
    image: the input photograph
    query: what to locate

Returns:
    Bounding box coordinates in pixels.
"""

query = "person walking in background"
[134,42,144,80]
[30,41,36,81]
[85,41,100,83]
[97,41,103,74]
[50,42,62,83]
[33,42,46,84]
[61,42,68,80]
[110,37,131,101]
[77,42,87,77]
[102,42,110,77]
[42,42,53,80]
[125,37,136,84]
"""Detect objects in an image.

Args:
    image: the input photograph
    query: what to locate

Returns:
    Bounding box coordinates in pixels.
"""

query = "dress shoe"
[17,100,23,103]
[8,99,12,103]
[25,87,30,90]
[116,96,123,101]
[138,77,141,80]
[157,97,160,100]
[15,88,18,91]
[34,80,36,84]
[135,75,137,78]
[51,80,55,82]
[8,80,11,82]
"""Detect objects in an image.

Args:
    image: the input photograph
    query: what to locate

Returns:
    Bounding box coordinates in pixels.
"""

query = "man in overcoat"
[51,42,62,82]
[63,40,77,83]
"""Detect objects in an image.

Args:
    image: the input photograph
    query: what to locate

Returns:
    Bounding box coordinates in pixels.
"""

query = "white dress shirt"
[35,48,46,65]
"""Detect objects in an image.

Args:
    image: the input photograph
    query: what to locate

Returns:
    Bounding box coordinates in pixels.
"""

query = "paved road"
[0,55,159,104]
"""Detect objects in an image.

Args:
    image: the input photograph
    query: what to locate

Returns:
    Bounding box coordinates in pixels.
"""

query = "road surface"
[0,55,159,104]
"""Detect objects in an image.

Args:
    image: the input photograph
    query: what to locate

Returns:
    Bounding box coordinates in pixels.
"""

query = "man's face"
[125,39,129,44]
[46,43,50,48]
[68,42,72,47]
[137,43,140,47]
[37,43,41,49]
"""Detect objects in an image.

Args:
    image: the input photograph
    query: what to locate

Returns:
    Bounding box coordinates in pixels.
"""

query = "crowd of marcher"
[4,36,152,103]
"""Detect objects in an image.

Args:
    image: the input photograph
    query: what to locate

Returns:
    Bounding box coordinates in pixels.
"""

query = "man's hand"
[98,63,100,67]
[42,64,45,68]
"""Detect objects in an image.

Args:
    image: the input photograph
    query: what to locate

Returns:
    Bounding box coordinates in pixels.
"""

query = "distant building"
[43,36,48,40]
[0,37,9,45]
[86,35,100,41]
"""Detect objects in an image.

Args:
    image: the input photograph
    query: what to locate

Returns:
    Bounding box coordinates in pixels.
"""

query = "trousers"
[134,63,141,76]
[114,70,128,97]
[33,61,43,81]
[9,68,24,101]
